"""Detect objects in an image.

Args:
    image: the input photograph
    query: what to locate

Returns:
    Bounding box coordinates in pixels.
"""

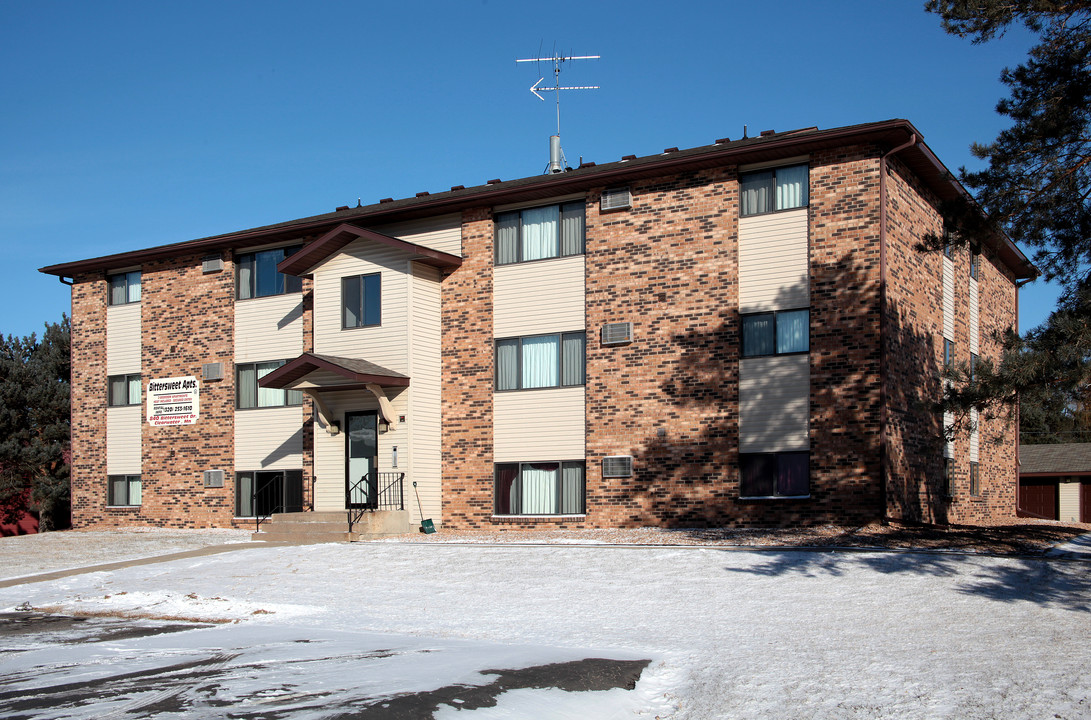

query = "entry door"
[345,411,378,509]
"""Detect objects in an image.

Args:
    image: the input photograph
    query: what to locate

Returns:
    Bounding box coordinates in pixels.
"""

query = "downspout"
[58,276,73,286]
[878,133,918,525]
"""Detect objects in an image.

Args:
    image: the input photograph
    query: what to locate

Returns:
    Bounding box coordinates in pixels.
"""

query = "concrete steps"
[250,510,411,543]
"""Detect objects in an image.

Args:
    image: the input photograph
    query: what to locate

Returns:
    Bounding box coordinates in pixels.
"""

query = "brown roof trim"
[278,224,463,277]
[1019,471,1091,478]
[38,118,1032,280]
[259,352,410,389]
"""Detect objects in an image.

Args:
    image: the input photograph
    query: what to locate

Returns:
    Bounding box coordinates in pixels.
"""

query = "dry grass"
[387,518,1090,556]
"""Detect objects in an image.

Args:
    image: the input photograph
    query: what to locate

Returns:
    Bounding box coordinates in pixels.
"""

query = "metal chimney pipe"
[549,135,563,173]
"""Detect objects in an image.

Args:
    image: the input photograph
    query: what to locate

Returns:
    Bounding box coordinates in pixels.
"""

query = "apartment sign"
[147,376,200,426]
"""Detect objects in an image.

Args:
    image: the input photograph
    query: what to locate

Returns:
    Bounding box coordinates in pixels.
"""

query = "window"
[969,461,980,496]
[943,339,954,369]
[236,361,303,409]
[970,247,980,279]
[342,273,381,328]
[970,353,979,382]
[236,469,303,517]
[108,475,141,506]
[943,457,954,496]
[236,246,302,299]
[108,374,141,406]
[495,332,585,390]
[494,461,585,515]
[740,452,809,498]
[495,202,585,265]
[943,229,955,259]
[108,271,141,305]
[741,309,809,357]
[739,164,809,216]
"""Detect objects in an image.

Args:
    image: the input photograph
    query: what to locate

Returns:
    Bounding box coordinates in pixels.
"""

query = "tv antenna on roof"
[516,49,599,173]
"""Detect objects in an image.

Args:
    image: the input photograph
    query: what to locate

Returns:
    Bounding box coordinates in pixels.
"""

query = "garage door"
[1019,479,1057,520]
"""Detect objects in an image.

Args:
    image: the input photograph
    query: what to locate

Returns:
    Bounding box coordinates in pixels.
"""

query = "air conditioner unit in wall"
[600,187,632,212]
[203,469,224,488]
[602,456,634,478]
[601,322,634,346]
[202,254,224,273]
[202,363,224,381]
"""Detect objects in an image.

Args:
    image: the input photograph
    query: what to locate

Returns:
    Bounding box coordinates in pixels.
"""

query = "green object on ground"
[413,481,436,534]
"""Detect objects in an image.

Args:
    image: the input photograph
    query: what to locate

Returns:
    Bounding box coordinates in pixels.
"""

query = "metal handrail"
[347,471,406,533]
[253,475,286,534]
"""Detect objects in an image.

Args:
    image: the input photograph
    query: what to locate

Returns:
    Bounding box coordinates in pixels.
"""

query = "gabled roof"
[1020,443,1091,476]
[38,118,1035,280]
[277,223,462,277]
[259,353,410,390]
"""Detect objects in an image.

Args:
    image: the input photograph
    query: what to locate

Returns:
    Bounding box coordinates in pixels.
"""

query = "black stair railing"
[347,471,406,533]
[252,472,304,533]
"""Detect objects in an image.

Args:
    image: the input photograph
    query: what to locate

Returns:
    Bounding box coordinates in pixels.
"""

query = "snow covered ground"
[1,538,1089,718]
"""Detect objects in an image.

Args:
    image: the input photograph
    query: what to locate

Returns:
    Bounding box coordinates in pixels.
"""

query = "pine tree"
[0,317,70,530]
[926,1,1091,443]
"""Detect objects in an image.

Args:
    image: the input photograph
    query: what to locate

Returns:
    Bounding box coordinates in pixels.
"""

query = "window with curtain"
[739,164,809,217]
[236,360,303,409]
[740,452,809,498]
[495,332,585,391]
[494,461,585,515]
[495,202,585,265]
[741,309,809,357]
[108,475,142,506]
[236,246,302,300]
[342,273,382,328]
[108,271,141,305]
[108,374,142,406]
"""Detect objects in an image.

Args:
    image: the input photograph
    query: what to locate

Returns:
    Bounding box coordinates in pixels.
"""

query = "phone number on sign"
[154,405,193,414]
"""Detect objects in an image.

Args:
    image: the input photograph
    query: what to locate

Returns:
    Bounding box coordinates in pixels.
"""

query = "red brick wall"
[138,254,236,528]
[70,273,108,528]
[440,208,495,527]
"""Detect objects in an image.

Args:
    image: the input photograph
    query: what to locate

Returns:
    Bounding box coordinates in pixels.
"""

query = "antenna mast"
[516,51,599,173]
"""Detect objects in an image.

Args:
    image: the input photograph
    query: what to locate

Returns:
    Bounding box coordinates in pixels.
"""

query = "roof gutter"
[878,132,919,525]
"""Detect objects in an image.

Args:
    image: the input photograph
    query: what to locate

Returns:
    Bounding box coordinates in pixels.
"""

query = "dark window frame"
[341,272,382,329]
[494,331,586,391]
[969,461,980,496]
[236,360,304,410]
[494,201,586,266]
[970,245,980,279]
[107,474,141,506]
[108,373,142,407]
[493,460,586,516]
[739,451,810,499]
[970,353,979,382]
[107,270,141,306]
[740,308,810,358]
[944,338,954,369]
[235,245,303,300]
[739,164,810,217]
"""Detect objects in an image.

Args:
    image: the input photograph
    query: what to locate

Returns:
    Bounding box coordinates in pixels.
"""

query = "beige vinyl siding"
[234,406,303,470]
[970,408,979,462]
[312,387,409,512]
[106,406,141,474]
[738,208,809,313]
[313,239,408,371]
[408,264,442,525]
[494,387,585,462]
[943,255,954,341]
[235,293,304,363]
[371,213,462,257]
[969,276,980,356]
[493,255,585,337]
[1059,481,1081,523]
[106,303,141,374]
[739,355,809,453]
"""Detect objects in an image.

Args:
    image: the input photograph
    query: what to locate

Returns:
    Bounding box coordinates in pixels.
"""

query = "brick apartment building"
[41,118,1035,531]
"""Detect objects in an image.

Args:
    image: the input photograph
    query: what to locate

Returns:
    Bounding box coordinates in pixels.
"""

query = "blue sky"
[0,0,1062,340]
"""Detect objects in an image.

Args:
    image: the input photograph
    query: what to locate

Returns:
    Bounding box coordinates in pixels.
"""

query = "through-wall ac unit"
[603,456,634,478]
[600,187,632,212]
[203,469,224,488]
[202,254,224,273]
[202,362,224,381]
[601,322,634,346]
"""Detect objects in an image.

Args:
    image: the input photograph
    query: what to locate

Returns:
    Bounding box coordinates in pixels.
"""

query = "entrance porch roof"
[259,352,410,392]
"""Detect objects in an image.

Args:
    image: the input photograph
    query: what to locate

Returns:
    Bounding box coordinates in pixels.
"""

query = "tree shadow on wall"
[609,250,948,528]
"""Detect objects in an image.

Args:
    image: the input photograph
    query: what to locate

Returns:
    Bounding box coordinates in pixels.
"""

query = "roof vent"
[760,129,775,137]
[451,185,465,191]
[379,198,393,204]
[416,191,430,197]
[335,205,349,212]
[601,188,632,212]
[601,321,634,345]
[622,154,636,161]
[715,137,731,144]
[663,147,679,153]
[603,456,633,478]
